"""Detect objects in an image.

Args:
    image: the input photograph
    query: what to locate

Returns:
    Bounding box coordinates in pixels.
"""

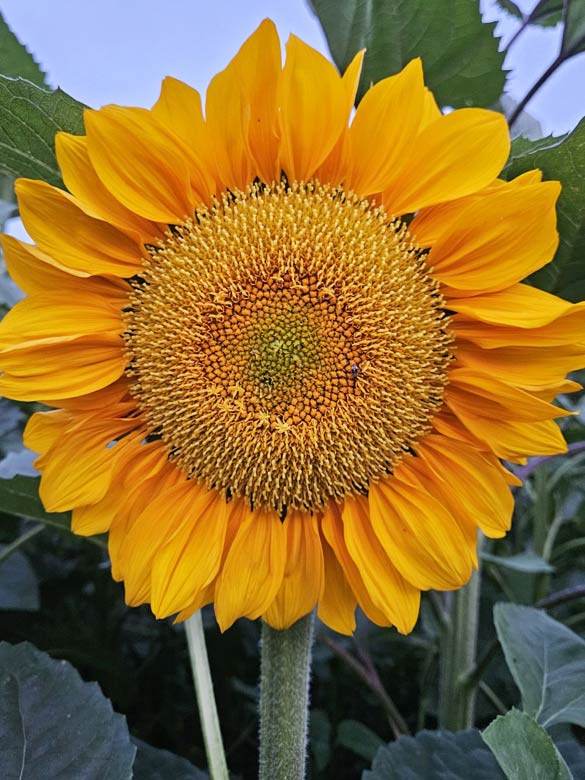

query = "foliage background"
[0,1,585,779]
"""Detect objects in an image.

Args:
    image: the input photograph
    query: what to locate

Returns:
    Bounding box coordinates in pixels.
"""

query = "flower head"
[1,20,584,634]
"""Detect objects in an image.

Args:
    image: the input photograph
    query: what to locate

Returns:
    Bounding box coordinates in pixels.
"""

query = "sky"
[0,0,582,137]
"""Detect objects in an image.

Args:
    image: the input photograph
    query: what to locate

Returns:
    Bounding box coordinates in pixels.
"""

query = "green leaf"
[481,550,555,574]
[0,475,107,547]
[482,710,572,780]
[309,708,332,771]
[0,12,47,87]
[363,728,505,779]
[132,739,207,780]
[0,642,135,780]
[0,548,39,610]
[0,76,85,188]
[309,0,506,107]
[494,603,585,728]
[494,0,523,19]
[562,0,585,57]
[531,1,564,27]
[504,120,585,302]
[336,719,383,762]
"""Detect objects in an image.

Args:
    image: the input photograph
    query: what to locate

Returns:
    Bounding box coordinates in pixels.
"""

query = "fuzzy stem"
[185,611,229,780]
[259,613,315,780]
[438,552,482,730]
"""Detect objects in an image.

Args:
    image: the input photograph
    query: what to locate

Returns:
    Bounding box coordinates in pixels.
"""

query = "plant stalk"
[259,613,315,780]
[185,611,229,780]
[438,548,482,730]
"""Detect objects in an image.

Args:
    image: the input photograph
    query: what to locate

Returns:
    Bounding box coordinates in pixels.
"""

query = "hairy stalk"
[439,553,482,730]
[259,613,315,780]
[185,612,229,780]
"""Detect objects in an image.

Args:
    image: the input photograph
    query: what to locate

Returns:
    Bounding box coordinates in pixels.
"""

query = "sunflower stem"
[259,613,315,780]
[438,542,482,730]
[185,611,229,780]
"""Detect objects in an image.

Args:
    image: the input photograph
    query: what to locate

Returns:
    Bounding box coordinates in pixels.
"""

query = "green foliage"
[132,739,208,779]
[481,550,555,574]
[495,0,563,27]
[505,120,585,301]
[482,710,573,780]
[494,603,585,729]
[309,0,506,108]
[562,0,585,57]
[0,641,136,779]
[0,13,47,87]
[363,729,504,779]
[336,719,383,762]
[0,77,85,188]
[0,547,39,609]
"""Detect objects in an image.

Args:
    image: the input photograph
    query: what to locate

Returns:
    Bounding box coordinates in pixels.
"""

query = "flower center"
[124,182,452,513]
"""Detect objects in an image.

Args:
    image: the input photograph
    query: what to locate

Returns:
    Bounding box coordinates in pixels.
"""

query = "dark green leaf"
[310,0,506,107]
[0,13,47,87]
[556,735,585,777]
[532,1,564,26]
[562,0,585,56]
[504,120,585,302]
[0,77,85,187]
[0,549,39,610]
[0,641,135,780]
[494,603,585,728]
[132,739,207,780]
[310,708,332,771]
[481,550,555,573]
[337,719,383,761]
[363,728,504,779]
[482,710,572,780]
[494,0,523,19]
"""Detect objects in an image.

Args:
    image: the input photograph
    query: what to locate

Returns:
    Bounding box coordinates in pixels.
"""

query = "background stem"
[259,613,315,780]
[438,546,482,730]
[185,611,229,780]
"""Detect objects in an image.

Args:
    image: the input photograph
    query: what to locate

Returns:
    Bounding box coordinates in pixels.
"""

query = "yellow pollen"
[124,182,452,512]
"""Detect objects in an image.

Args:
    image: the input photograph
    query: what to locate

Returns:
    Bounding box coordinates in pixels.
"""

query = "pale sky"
[0,0,582,137]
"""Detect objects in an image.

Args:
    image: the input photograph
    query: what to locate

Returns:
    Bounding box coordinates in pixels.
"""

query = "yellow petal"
[450,308,585,348]
[317,530,357,635]
[151,487,230,618]
[0,290,122,349]
[446,368,572,422]
[346,59,425,195]
[0,336,126,401]
[278,34,347,181]
[384,108,510,214]
[23,409,70,456]
[446,411,567,461]
[315,49,365,184]
[429,181,560,293]
[214,507,286,631]
[264,511,324,630]
[368,475,475,591]
[416,436,513,538]
[456,341,585,389]
[55,132,163,242]
[85,106,209,222]
[341,495,421,633]
[15,179,143,276]
[37,419,140,512]
[321,501,391,627]
[151,77,211,160]
[207,19,281,188]
[449,284,582,328]
[0,235,131,300]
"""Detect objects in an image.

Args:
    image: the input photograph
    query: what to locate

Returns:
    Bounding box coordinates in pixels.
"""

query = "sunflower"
[1,20,584,635]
